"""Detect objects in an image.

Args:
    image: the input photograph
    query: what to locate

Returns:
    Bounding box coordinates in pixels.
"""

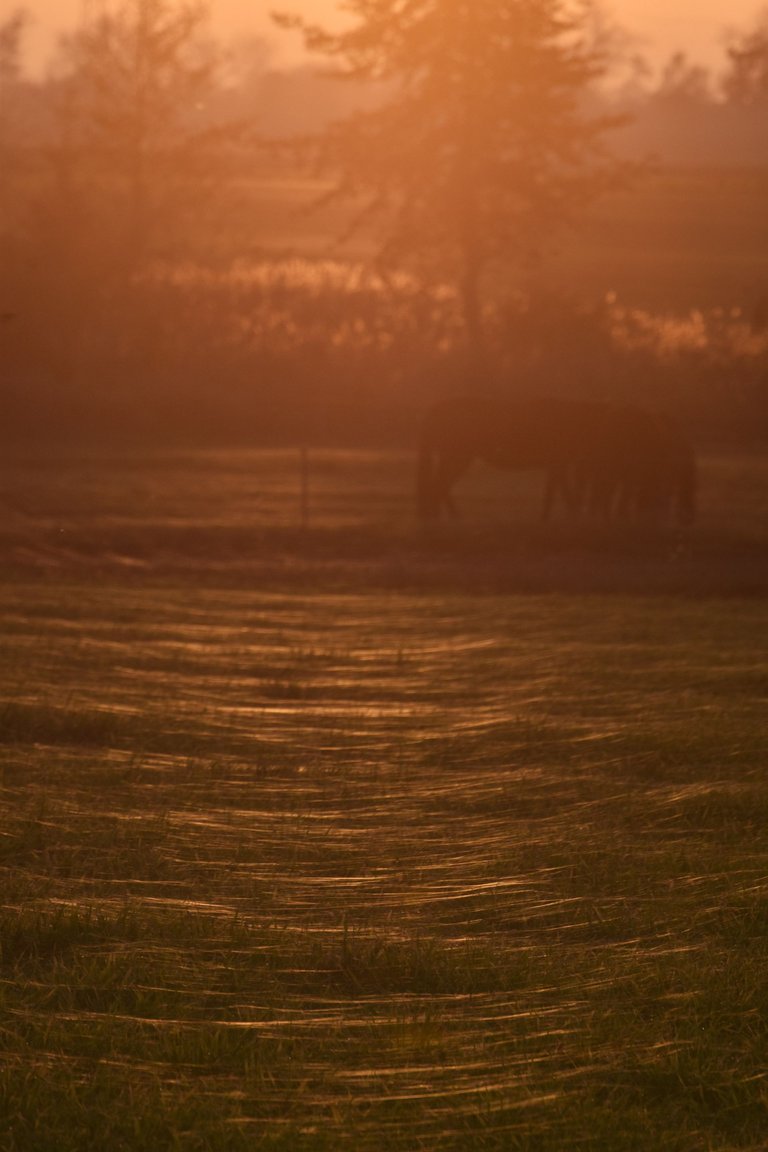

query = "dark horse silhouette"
[417,395,696,526]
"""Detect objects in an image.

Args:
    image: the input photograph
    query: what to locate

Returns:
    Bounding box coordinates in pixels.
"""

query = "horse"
[416,394,696,527]
[417,394,601,522]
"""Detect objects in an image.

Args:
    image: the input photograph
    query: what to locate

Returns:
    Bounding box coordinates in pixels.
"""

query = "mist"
[3,9,768,1149]
[1,2,766,447]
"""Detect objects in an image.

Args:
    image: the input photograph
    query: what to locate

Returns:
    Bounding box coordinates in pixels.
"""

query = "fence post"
[299,445,310,531]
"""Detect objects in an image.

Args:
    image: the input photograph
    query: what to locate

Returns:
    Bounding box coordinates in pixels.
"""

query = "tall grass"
[3,249,767,445]
[1,453,768,1149]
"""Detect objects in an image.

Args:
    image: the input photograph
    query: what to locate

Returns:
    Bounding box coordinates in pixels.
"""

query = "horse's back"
[422,393,589,465]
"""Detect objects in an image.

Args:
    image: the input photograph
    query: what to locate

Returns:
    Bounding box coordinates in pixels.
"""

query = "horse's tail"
[416,417,439,521]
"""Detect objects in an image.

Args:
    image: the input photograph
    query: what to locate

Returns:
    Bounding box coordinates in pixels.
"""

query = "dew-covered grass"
[1,448,768,1149]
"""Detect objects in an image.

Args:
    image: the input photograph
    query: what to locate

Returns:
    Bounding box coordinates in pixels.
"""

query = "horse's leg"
[540,472,550,522]
[568,468,588,517]
[543,466,580,521]
[564,468,589,516]
[433,452,472,518]
[590,470,618,522]
[541,470,559,521]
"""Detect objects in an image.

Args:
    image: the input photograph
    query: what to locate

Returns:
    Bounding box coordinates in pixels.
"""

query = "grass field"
[2,447,768,1150]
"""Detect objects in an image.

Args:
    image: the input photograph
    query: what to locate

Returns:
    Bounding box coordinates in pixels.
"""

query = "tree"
[0,8,29,192]
[655,51,713,106]
[722,7,768,105]
[0,8,30,321]
[53,0,223,262]
[2,0,232,394]
[0,7,26,90]
[276,0,627,363]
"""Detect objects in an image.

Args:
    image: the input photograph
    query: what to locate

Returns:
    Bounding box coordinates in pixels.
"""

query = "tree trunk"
[459,230,488,390]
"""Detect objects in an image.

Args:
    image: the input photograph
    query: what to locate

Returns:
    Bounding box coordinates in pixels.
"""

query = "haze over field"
[2,0,767,446]
[4,0,766,72]
[2,4,768,1147]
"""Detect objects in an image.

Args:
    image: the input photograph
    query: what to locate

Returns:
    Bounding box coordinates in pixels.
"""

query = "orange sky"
[4,0,764,74]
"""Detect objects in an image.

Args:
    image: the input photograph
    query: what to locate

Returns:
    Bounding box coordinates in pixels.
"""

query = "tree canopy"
[277,0,628,357]
[723,7,768,105]
[54,0,223,260]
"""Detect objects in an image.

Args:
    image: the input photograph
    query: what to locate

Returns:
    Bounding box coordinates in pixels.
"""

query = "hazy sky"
[4,0,765,74]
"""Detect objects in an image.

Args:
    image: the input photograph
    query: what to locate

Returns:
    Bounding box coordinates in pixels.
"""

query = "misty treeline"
[1,0,767,445]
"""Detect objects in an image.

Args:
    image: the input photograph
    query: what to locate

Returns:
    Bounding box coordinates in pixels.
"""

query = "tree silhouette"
[277,0,628,365]
[54,0,222,262]
[656,52,712,106]
[0,9,29,190]
[723,8,768,106]
[0,7,26,87]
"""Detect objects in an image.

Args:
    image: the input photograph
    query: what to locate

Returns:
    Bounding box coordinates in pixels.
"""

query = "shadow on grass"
[2,520,768,597]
